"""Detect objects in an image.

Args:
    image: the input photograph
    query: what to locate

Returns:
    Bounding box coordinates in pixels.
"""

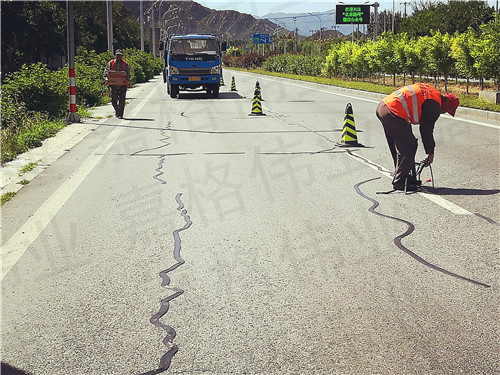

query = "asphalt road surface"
[2,71,499,375]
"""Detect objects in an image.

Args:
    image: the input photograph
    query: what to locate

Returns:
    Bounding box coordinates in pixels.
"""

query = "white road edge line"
[1,84,159,280]
[346,151,473,216]
[234,70,500,129]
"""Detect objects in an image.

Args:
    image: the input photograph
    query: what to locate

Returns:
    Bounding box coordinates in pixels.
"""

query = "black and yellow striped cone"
[249,87,266,116]
[231,76,237,91]
[220,75,225,86]
[256,81,264,101]
[338,103,363,147]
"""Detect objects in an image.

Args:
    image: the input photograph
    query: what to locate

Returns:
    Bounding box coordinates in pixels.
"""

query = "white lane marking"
[1,83,160,279]
[442,114,500,129]
[233,70,500,129]
[346,151,473,216]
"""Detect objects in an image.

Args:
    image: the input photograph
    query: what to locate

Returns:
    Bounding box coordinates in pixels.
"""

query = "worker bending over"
[376,83,459,191]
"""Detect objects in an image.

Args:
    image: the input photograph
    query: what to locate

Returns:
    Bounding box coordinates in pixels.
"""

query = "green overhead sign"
[336,4,371,24]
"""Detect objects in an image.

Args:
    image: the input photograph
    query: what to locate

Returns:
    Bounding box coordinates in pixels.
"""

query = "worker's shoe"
[407,176,422,186]
[393,183,419,192]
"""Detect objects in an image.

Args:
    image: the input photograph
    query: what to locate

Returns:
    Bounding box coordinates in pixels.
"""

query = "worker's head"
[115,49,123,60]
[442,93,459,116]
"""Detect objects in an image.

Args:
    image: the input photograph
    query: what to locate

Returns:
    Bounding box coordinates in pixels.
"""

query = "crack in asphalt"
[139,194,192,375]
[354,177,491,288]
[134,121,192,374]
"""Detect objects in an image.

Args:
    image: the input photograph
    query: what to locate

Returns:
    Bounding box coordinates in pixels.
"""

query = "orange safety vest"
[382,83,442,124]
[110,59,128,70]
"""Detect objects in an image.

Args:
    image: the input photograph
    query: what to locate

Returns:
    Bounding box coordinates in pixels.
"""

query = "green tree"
[451,29,478,94]
[472,14,500,90]
[1,1,66,76]
[400,0,494,37]
[374,32,399,86]
[1,1,142,76]
[426,30,455,91]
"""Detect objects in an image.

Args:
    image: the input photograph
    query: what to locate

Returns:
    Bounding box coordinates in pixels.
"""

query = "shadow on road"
[426,187,500,196]
[121,117,155,121]
[1,363,33,375]
[177,91,245,100]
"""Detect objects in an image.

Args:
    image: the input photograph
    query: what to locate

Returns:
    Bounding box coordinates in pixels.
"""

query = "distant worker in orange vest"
[376,83,459,191]
[105,49,131,119]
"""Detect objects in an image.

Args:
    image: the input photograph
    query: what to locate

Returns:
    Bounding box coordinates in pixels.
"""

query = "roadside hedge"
[1,48,163,164]
[262,54,323,77]
[1,48,163,129]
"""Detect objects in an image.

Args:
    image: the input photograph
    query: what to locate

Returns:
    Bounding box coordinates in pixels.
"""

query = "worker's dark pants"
[376,102,417,188]
[110,85,127,117]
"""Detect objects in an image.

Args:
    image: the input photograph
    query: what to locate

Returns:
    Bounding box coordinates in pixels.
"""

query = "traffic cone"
[231,76,237,91]
[256,81,264,101]
[249,85,265,116]
[220,75,225,86]
[338,103,363,147]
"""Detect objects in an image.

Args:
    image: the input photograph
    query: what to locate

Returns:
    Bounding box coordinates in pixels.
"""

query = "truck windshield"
[170,39,217,56]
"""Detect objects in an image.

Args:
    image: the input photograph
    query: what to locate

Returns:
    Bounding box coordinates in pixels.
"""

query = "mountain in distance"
[259,10,358,36]
[124,0,278,41]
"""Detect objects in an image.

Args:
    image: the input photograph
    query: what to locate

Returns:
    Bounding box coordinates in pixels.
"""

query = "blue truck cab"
[162,34,226,98]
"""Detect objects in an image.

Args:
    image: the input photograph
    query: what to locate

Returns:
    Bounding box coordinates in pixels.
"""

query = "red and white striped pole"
[66,0,80,123]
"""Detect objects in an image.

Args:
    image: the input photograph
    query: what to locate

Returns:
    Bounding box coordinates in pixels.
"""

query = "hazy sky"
[195,0,498,17]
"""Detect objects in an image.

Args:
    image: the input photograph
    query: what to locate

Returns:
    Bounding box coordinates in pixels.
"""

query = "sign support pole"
[66,0,80,123]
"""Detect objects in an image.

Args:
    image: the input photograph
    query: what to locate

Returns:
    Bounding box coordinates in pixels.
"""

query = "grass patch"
[20,161,40,174]
[17,179,30,185]
[77,105,92,118]
[1,113,66,165]
[1,192,17,205]
[227,67,500,113]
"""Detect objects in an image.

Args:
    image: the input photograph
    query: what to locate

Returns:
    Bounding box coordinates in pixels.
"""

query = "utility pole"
[140,0,144,51]
[106,0,113,53]
[403,1,409,18]
[66,1,80,123]
[151,12,155,56]
[293,17,297,52]
[392,0,395,33]
[372,2,379,41]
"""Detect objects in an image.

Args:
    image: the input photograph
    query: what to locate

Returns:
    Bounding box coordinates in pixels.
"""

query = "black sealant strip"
[354,177,491,288]
[140,193,193,375]
[474,213,498,225]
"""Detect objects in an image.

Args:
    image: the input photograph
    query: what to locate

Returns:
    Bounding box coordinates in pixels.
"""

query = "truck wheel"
[211,85,219,98]
[170,84,179,98]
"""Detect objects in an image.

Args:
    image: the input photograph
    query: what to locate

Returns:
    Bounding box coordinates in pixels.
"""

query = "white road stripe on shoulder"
[346,151,473,216]
[1,84,159,280]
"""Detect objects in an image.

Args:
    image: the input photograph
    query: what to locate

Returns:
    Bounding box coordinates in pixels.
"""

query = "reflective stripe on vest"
[110,59,127,70]
[383,83,441,124]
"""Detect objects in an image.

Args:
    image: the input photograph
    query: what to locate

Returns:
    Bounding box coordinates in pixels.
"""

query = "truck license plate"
[188,77,201,81]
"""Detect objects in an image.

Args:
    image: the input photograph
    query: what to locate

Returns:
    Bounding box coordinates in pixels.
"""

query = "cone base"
[337,141,364,147]
[249,113,266,116]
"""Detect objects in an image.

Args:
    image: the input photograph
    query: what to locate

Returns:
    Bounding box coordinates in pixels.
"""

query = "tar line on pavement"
[354,177,491,288]
[134,114,192,374]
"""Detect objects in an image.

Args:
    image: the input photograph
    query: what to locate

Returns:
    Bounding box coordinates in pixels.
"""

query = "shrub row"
[1,48,163,129]
[262,54,323,77]
[1,48,163,163]
[222,52,268,69]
